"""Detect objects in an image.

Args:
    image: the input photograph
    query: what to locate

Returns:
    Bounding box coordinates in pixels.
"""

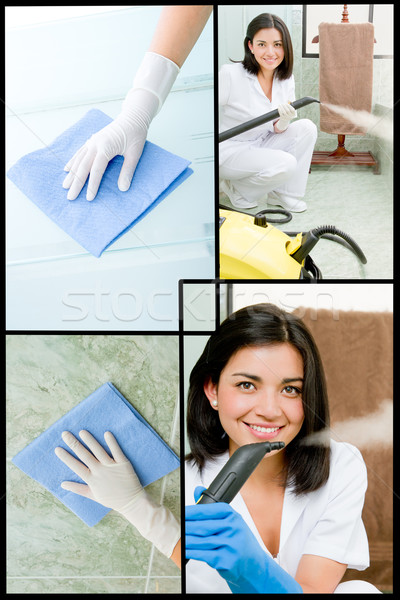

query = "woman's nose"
[254,391,282,418]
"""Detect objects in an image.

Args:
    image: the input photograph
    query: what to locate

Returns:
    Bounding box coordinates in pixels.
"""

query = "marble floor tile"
[146,577,181,594]
[6,334,181,594]
[7,577,149,594]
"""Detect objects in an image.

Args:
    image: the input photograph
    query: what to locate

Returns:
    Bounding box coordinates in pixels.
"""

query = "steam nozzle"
[290,96,320,110]
[185,441,285,564]
[197,441,285,505]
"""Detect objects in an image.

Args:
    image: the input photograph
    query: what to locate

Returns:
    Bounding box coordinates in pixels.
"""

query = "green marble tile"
[146,577,181,594]
[6,334,181,594]
[7,577,148,594]
[149,547,181,580]
[301,57,319,83]
[6,335,180,454]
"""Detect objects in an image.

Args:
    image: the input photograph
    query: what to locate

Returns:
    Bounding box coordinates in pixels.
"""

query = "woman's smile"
[263,57,279,64]
[243,422,284,440]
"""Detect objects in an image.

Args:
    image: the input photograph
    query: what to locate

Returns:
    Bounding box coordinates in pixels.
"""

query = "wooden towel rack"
[311,4,380,173]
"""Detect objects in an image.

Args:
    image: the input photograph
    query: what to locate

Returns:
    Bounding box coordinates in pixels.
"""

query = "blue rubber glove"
[186,487,303,594]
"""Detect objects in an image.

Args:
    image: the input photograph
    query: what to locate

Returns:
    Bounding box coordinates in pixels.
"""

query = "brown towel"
[318,22,375,135]
[294,308,393,592]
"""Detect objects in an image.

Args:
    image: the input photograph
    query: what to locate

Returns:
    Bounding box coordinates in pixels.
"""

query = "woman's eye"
[283,386,302,396]
[238,381,255,391]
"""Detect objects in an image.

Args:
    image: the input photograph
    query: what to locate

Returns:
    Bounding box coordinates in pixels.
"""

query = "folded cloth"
[318,22,375,135]
[7,109,192,257]
[12,382,179,527]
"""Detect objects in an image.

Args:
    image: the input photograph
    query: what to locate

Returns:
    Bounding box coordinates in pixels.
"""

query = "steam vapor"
[301,399,393,449]
[323,102,393,143]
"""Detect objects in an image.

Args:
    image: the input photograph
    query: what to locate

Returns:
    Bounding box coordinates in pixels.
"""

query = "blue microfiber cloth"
[12,382,179,527]
[7,109,192,257]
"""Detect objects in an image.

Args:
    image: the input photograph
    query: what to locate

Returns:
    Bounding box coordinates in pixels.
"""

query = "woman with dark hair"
[185,303,380,593]
[219,13,317,212]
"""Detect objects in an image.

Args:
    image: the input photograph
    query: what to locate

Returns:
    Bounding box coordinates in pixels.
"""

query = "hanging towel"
[318,22,375,134]
[11,382,180,527]
[7,109,192,257]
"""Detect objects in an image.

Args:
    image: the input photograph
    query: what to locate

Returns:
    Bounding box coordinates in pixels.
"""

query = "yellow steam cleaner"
[219,97,367,279]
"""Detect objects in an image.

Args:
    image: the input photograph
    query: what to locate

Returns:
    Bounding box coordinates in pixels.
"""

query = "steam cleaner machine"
[219,97,367,279]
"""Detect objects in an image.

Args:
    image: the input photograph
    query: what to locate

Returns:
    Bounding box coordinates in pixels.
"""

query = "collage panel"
[6,334,181,594]
[183,282,393,593]
[6,6,215,331]
[218,5,392,280]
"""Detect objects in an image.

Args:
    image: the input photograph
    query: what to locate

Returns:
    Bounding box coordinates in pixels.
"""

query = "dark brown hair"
[186,303,331,495]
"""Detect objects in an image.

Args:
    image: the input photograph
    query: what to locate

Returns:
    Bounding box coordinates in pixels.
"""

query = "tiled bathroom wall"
[6,334,180,594]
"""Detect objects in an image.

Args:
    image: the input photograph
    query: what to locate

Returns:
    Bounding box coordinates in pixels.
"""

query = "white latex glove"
[275,102,297,132]
[62,52,180,201]
[55,430,180,558]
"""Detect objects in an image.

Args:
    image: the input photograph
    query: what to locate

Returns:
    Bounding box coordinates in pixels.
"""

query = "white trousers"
[219,119,317,204]
[334,580,383,593]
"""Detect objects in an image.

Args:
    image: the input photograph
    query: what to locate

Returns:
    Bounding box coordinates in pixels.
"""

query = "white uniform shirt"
[185,439,369,594]
[219,62,296,163]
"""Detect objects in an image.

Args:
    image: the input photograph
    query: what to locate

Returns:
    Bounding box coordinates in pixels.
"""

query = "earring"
[212,400,218,407]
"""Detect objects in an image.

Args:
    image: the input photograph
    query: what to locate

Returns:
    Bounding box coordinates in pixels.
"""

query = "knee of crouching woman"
[296,118,318,141]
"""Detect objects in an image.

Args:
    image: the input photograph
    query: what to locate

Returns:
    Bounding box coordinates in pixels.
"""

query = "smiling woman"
[203,344,305,457]
[185,303,382,594]
[186,303,329,488]
[219,12,316,213]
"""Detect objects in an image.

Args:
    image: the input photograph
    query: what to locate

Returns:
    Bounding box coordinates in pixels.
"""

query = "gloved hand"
[275,102,297,132]
[55,430,180,557]
[186,487,302,594]
[62,52,180,201]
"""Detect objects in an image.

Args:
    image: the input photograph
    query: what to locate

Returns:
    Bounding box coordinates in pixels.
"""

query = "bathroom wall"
[6,334,180,594]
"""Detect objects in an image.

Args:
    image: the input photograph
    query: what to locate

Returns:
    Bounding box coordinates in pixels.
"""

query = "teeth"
[248,425,280,433]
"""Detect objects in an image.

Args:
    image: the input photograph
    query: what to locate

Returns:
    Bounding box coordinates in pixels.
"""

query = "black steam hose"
[219,96,320,142]
[288,225,367,265]
[220,203,292,224]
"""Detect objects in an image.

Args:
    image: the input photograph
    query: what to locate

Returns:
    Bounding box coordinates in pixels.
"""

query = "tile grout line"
[144,384,180,593]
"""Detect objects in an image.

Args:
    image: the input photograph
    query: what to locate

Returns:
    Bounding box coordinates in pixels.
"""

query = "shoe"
[219,180,258,209]
[268,190,307,213]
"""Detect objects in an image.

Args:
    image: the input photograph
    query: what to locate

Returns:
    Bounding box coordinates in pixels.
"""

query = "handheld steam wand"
[219,96,320,143]
[185,440,285,563]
